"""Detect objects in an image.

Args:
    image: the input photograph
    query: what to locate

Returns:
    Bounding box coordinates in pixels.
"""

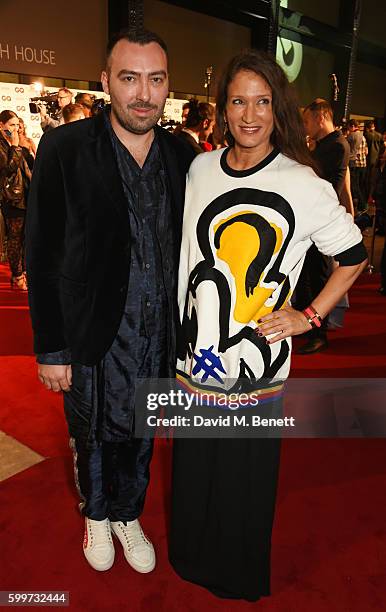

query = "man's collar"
[317,130,340,145]
[182,128,199,143]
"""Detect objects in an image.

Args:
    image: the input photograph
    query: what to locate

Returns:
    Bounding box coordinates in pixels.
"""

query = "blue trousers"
[71,436,154,521]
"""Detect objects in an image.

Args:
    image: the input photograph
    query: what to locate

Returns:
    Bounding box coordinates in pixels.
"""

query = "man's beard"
[111,96,165,135]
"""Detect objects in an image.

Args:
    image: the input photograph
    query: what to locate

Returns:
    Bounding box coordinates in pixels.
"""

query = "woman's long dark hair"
[216,49,319,174]
[0,110,17,124]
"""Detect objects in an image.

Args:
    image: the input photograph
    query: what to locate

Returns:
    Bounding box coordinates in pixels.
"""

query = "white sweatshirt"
[177,148,364,392]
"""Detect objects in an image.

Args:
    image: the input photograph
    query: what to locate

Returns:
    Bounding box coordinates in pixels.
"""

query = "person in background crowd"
[375,146,386,292]
[26,28,194,575]
[62,103,86,124]
[181,102,190,126]
[176,99,215,155]
[355,131,368,213]
[91,97,107,117]
[173,101,190,136]
[354,131,368,212]
[40,87,73,132]
[0,110,31,291]
[374,148,386,281]
[364,120,385,201]
[17,117,36,172]
[347,119,367,211]
[170,49,367,602]
[298,98,350,352]
[75,93,95,118]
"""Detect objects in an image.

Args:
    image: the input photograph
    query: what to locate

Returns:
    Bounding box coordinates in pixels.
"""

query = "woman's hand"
[10,128,19,147]
[255,306,312,344]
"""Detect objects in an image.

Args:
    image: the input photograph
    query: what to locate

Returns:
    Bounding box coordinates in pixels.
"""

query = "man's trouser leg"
[108,438,154,522]
[71,437,154,521]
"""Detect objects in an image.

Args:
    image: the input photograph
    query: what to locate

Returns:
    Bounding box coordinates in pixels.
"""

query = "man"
[364,120,384,199]
[173,101,189,135]
[177,100,215,156]
[74,92,95,118]
[347,119,367,211]
[298,98,350,353]
[62,103,86,124]
[26,29,194,573]
[40,87,73,132]
[354,132,368,212]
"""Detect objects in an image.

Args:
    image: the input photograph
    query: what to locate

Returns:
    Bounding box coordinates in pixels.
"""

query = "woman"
[0,110,31,290]
[18,117,36,172]
[169,51,367,601]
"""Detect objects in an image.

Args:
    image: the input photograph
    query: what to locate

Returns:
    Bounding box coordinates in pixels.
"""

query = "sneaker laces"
[88,519,113,546]
[119,521,150,551]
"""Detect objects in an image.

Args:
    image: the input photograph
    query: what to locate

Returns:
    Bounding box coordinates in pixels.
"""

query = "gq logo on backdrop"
[16,106,26,112]
[14,87,25,94]
[30,115,40,122]
[2,95,11,102]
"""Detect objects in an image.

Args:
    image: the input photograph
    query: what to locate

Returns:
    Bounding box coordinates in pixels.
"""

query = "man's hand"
[39,105,47,118]
[38,364,72,392]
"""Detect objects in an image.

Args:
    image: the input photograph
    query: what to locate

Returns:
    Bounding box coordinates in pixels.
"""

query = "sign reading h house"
[0,43,56,65]
[0,0,107,81]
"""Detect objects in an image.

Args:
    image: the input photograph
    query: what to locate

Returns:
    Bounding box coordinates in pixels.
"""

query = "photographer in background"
[40,87,73,132]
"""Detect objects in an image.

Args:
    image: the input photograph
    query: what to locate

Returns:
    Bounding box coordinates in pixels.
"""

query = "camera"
[29,92,59,117]
[91,97,106,116]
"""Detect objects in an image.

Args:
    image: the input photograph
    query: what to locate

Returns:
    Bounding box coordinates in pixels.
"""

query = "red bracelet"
[302,305,322,328]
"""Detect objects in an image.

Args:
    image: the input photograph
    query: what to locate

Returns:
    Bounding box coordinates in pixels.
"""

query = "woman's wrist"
[301,304,323,329]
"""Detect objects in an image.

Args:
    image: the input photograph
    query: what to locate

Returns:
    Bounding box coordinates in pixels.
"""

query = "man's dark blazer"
[26,110,195,367]
[176,130,203,157]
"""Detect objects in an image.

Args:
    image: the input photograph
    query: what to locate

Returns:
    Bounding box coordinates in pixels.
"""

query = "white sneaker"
[83,517,115,571]
[110,519,156,573]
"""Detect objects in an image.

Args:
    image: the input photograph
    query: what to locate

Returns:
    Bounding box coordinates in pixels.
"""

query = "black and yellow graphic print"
[178,188,296,390]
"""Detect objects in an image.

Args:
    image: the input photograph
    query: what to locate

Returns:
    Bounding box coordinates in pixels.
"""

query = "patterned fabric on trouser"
[70,436,154,521]
[4,215,25,277]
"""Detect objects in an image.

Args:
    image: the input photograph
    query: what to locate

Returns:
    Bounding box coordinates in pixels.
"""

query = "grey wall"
[144,0,251,96]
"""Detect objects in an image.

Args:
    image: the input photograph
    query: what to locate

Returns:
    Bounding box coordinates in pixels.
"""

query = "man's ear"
[101,71,110,96]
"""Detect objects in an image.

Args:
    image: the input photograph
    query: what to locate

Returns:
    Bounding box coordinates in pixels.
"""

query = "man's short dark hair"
[303,98,333,121]
[348,119,358,128]
[106,28,168,68]
[62,103,85,123]
[75,92,94,110]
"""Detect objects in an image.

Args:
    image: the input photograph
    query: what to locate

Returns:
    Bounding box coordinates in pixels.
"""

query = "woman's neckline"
[220,146,280,178]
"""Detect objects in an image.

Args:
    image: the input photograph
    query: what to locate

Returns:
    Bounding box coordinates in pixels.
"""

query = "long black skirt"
[169,436,281,602]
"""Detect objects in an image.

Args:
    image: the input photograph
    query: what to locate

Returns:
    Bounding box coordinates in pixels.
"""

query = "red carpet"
[1,263,386,611]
